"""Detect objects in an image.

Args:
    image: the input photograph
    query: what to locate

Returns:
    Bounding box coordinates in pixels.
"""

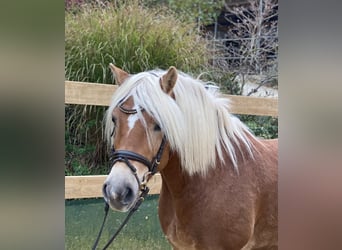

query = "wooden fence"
[65,81,278,199]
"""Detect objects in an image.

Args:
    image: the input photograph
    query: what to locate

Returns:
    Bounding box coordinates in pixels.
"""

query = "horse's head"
[102,64,178,212]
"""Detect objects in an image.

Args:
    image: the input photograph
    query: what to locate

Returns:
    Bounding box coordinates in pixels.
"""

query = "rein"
[92,102,167,250]
[92,187,150,250]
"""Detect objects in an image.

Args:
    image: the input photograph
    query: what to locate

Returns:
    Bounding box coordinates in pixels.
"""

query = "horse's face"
[103,64,177,212]
[103,97,165,211]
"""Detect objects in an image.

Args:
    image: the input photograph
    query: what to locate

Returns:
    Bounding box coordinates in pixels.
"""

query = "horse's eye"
[154,124,161,131]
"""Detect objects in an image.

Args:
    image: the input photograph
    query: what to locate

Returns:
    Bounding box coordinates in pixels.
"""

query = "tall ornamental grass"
[65,1,210,175]
[65,1,209,83]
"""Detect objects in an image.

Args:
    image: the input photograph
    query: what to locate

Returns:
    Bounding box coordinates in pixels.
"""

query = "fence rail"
[65,80,278,199]
[65,81,278,116]
[65,174,162,199]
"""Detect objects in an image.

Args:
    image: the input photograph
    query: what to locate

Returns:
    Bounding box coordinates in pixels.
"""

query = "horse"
[102,64,278,250]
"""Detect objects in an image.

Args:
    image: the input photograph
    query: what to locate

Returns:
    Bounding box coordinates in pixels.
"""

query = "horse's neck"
[158,151,236,238]
[159,153,221,201]
[160,154,188,198]
[159,136,259,200]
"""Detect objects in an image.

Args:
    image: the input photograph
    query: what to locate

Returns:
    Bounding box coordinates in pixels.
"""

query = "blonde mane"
[105,69,257,176]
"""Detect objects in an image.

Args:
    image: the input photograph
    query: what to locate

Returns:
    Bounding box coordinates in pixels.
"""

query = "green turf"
[65,195,171,249]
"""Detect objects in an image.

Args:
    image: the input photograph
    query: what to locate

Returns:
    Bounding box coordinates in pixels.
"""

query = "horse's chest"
[164,218,197,250]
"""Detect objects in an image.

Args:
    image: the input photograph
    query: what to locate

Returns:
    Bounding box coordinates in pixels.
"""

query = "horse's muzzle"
[102,181,137,211]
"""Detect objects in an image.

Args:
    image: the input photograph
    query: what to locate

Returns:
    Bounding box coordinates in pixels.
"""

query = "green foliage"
[65,104,108,175]
[65,0,210,175]
[238,115,278,139]
[171,0,225,25]
[147,0,225,26]
[199,69,242,95]
[65,0,209,82]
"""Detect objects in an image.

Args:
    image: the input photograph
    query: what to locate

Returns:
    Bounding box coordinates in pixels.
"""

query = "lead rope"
[91,203,109,250]
[92,187,150,250]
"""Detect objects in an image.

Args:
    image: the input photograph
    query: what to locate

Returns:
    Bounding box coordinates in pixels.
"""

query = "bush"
[65,1,210,175]
[238,115,278,139]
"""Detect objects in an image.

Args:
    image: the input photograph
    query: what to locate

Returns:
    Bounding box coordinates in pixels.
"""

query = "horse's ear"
[160,66,178,94]
[109,63,129,85]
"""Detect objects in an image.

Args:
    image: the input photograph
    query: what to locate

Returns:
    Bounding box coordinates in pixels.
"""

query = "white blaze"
[127,114,139,134]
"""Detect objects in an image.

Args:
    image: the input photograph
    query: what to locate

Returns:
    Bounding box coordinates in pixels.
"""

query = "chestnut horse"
[102,64,278,250]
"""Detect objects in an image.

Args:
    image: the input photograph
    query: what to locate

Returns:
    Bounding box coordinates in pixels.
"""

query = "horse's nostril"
[115,186,134,204]
[102,183,109,198]
[123,187,133,203]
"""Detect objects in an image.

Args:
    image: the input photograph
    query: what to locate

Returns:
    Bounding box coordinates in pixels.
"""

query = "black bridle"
[92,102,167,250]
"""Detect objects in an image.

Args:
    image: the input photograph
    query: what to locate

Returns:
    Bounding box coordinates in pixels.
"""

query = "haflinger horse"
[103,64,278,250]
